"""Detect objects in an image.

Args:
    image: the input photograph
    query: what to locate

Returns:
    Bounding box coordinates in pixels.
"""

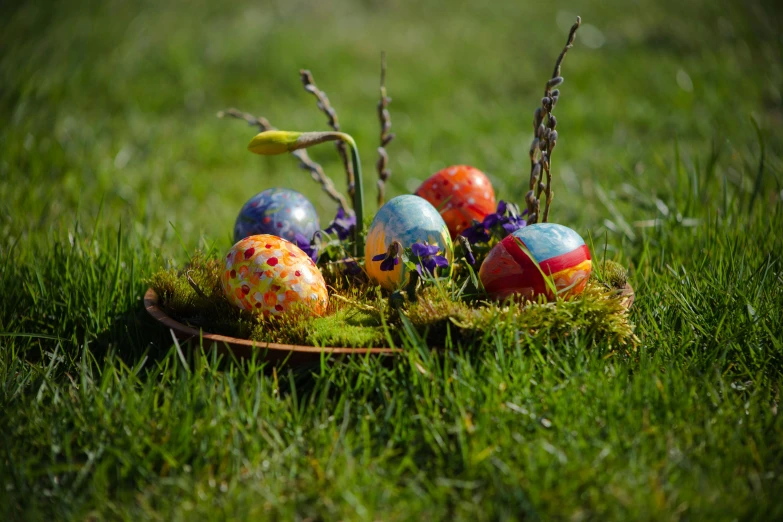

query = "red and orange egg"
[414,165,496,237]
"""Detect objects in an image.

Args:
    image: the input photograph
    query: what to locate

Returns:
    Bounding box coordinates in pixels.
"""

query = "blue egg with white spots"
[365,195,453,289]
[234,188,320,243]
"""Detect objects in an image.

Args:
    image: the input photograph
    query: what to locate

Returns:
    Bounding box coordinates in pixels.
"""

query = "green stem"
[250,129,365,255]
[340,134,365,257]
[296,131,364,255]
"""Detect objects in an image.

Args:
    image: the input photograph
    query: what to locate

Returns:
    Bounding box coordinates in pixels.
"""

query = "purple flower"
[500,201,526,234]
[482,200,507,229]
[458,200,527,245]
[411,242,449,276]
[460,220,491,245]
[372,241,402,272]
[372,253,399,272]
[324,207,356,241]
[502,217,526,234]
[411,242,440,257]
[294,232,319,263]
[418,255,449,276]
[343,258,363,275]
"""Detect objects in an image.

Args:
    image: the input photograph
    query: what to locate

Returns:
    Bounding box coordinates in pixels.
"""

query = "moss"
[305,309,387,347]
[406,283,637,349]
[148,253,637,349]
[591,259,629,289]
[148,253,258,339]
[244,299,386,348]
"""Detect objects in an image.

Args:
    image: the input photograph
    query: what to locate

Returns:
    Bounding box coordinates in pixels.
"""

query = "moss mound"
[148,253,637,349]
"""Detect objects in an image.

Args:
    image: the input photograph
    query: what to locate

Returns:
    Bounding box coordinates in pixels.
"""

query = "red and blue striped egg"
[479,223,592,301]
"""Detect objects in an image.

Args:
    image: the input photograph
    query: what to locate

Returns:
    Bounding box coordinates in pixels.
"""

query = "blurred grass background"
[2,0,783,519]
[2,0,780,249]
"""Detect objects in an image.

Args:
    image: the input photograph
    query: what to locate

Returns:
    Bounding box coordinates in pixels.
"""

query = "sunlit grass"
[1,0,782,519]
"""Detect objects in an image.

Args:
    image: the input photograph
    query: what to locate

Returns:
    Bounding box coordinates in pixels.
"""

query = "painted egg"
[479,223,592,301]
[414,165,497,238]
[234,188,320,243]
[222,234,328,316]
[365,195,453,290]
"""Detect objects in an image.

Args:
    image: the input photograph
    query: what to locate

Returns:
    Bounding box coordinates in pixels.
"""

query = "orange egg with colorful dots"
[222,234,328,316]
[415,165,497,238]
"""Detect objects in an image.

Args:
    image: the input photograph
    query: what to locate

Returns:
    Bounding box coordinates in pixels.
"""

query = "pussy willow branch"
[300,70,355,200]
[218,108,350,211]
[526,16,580,224]
[376,52,395,207]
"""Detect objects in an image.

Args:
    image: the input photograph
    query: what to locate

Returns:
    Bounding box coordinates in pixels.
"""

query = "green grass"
[2,0,783,519]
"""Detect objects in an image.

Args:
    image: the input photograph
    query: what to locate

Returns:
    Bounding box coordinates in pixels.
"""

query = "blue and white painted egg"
[234,188,320,243]
[365,195,453,289]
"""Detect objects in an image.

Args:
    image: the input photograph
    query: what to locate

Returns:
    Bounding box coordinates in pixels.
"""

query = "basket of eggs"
[146,17,636,365]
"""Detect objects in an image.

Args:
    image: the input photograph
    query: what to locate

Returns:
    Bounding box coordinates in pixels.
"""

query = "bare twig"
[217,108,273,132]
[376,52,395,207]
[186,270,209,300]
[526,16,580,224]
[218,108,350,210]
[300,70,355,199]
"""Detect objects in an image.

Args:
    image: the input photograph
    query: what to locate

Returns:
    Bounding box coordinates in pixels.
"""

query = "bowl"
[144,288,400,365]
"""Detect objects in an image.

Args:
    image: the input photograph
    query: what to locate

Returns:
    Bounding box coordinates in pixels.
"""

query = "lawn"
[1,0,782,519]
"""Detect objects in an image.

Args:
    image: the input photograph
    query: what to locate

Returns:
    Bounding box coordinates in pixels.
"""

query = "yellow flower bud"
[247,131,303,155]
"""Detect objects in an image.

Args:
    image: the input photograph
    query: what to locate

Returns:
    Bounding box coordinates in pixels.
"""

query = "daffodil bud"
[248,130,350,155]
[247,130,304,155]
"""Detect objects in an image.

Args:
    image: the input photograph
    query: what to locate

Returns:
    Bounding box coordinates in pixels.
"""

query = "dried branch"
[376,52,395,207]
[526,16,580,224]
[217,108,273,132]
[300,70,355,199]
[186,270,209,300]
[218,108,350,211]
